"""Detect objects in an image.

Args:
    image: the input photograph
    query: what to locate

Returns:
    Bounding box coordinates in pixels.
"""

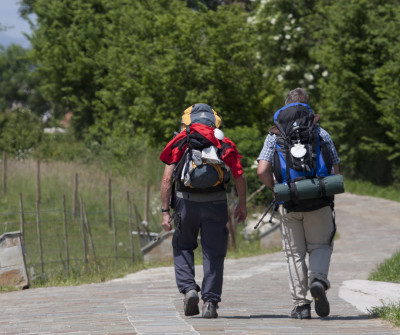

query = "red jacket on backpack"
[160,123,244,179]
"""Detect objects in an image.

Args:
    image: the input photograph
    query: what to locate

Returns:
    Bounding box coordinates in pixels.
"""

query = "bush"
[224,125,273,207]
[0,107,42,158]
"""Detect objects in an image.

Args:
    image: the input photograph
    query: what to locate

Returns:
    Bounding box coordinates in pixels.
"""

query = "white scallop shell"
[291,143,307,158]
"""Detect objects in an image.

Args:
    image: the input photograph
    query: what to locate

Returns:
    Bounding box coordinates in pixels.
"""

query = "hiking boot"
[290,304,311,319]
[183,290,200,316]
[310,280,330,317]
[202,301,218,318]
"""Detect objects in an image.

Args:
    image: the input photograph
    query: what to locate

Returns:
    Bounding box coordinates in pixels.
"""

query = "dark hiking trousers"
[172,192,229,305]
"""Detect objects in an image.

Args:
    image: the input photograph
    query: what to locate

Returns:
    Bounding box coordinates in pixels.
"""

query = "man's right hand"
[162,212,173,231]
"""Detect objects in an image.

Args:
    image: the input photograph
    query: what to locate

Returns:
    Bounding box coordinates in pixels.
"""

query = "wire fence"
[1,195,157,280]
[0,156,165,280]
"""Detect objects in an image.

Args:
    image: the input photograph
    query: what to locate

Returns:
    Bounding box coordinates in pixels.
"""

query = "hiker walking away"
[160,103,247,319]
[257,88,340,319]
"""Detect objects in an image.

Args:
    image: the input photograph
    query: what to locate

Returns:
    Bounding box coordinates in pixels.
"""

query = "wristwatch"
[161,208,170,213]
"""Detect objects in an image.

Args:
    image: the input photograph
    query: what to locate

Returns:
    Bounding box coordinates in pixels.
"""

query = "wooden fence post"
[19,193,25,244]
[2,151,6,195]
[72,173,78,218]
[144,181,149,223]
[79,197,88,266]
[62,195,70,275]
[36,160,44,276]
[127,191,135,264]
[133,203,143,253]
[112,199,117,264]
[107,175,112,228]
[82,200,97,264]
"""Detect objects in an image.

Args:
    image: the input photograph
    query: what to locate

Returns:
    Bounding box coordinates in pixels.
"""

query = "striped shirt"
[257,127,340,165]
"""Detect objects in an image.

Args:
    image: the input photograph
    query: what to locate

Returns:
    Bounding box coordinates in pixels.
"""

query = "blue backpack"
[271,103,334,211]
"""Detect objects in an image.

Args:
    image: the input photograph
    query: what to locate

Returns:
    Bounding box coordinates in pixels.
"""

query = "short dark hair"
[285,88,309,105]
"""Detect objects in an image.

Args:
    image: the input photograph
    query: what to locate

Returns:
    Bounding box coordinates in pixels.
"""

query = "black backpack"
[272,103,333,212]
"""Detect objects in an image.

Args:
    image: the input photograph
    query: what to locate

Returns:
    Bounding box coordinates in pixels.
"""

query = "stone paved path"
[1,192,400,334]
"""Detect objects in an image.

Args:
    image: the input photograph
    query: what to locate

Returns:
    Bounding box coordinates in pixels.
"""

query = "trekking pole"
[254,201,276,229]
[268,202,279,223]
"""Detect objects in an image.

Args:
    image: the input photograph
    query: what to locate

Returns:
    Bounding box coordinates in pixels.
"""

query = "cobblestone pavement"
[1,193,400,334]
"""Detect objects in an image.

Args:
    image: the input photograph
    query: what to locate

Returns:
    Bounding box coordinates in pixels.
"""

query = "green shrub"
[0,107,42,158]
[224,125,273,207]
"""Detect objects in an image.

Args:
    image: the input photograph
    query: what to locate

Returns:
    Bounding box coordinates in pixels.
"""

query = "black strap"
[318,177,327,198]
[285,144,292,183]
[311,128,318,177]
[289,181,299,204]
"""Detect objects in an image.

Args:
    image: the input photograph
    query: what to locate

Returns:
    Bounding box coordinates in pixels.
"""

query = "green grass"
[0,156,167,291]
[369,303,400,327]
[344,178,400,202]
[369,250,400,283]
[367,243,400,326]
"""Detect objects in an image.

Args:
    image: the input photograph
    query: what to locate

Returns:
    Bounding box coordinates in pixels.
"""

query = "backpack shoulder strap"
[318,134,333,175]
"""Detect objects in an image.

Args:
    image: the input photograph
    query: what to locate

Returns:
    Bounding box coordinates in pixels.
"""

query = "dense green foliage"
[0,107,42,158]
[313,0,399,184]
[0,0,399,190]
[0,45,48,115]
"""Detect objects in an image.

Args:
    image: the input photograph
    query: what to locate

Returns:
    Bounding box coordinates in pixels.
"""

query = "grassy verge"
[369,303,400,327]
[369,251,400,283]
[344,178,400,202]
[368,249,400,326]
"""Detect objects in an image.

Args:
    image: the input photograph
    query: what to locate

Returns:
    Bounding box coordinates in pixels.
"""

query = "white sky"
[0,0,33,48]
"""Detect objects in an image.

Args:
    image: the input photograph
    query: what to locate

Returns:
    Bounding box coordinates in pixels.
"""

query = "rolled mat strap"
[290,182,299,203]
[318,177,327,198]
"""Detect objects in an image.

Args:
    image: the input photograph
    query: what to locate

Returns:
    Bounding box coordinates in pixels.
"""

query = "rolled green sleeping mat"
[274,174,345,202]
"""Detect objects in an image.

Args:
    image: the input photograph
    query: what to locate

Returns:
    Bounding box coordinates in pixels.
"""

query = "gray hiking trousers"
[279,205,335,307]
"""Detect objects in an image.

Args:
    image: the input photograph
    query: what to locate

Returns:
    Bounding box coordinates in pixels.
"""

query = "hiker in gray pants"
[257,88,340,319]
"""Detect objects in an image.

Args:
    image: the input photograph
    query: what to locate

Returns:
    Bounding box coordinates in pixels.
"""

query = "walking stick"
[254,200,277,229]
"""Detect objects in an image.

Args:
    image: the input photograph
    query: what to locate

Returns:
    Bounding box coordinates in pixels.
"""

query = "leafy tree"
[30,0,108,138]
[89,0,280,148]
[0,107,42,158]
[313,0,397,184]
[18,0,36,17]
[253,0,400,185]
[372,4,400,183]
[252,0,323,98]
[0,45,49,116]
[29,0,279,148]
[224,125,272,204]
[186,0,255,11]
